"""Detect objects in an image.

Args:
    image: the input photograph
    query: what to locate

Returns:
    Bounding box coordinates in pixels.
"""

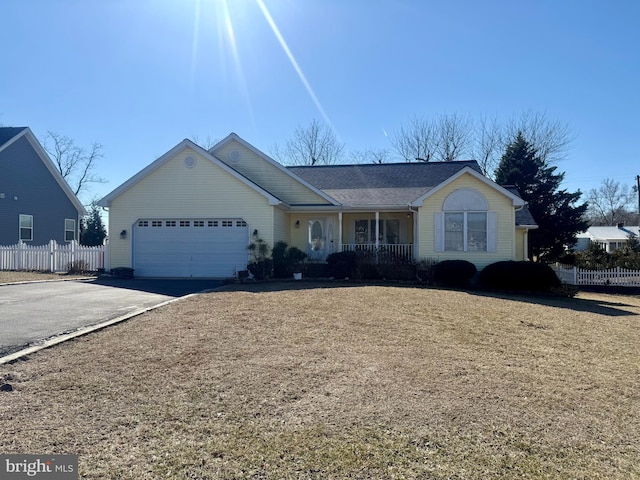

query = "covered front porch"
[287,210,416,262]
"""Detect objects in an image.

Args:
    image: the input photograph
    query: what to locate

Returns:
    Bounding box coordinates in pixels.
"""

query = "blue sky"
[2,0,639,206]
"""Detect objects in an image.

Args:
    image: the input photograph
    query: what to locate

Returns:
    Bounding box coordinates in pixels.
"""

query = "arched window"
[435,189,497,252]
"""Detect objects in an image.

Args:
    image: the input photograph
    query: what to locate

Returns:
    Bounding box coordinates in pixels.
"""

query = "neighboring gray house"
[0,127,86,245]
[574,224,640,253]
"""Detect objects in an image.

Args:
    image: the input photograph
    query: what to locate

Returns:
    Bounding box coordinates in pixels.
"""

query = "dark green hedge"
[432,260,477,288]
[479,261,560,291]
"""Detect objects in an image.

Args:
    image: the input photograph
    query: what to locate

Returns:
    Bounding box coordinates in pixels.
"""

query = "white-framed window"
[444,212,487,251]
[179,220,190,227]
[65,219,76,242]
[435,189,497,253]
[19,214,33,241]
[166,220,176,227]
[138,220,149,227]
[151,220,162,227]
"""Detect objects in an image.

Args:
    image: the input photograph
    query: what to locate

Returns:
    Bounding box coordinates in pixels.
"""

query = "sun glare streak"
[190,0,201,90]
[255,0,333,127]
[219,0,256,128]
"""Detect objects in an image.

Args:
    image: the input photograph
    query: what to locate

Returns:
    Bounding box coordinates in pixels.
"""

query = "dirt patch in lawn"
[0,271,93,284]
[1,283,639,479]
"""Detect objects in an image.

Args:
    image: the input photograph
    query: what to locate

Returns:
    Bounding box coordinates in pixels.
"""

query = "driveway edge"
[0,293,197,365]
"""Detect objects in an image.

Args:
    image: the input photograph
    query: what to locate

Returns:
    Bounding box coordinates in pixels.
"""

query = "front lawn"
[1,284,639,479]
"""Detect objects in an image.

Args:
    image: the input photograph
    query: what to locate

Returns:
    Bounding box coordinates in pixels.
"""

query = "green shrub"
[415,258,438,284]
[432,260,477,288]
[272,241,308,278]
[247,237,272,280]
[479,261,561,292]
[354,257,380,280]
[326,251,358,279]
[377,260,416,281]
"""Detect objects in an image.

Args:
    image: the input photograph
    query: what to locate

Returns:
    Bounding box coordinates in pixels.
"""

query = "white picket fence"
[554,264,640,287]
[0,240,106,272]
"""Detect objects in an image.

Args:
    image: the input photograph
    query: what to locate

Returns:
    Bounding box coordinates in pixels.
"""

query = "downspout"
[514,203,528,261]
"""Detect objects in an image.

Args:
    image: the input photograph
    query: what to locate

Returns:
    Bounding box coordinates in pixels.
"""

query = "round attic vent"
[229,150,240,162]
[184,155,197,168]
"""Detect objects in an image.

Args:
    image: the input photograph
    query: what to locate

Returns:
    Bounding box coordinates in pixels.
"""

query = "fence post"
[49,240,55,272]
[573,266,577,285]
[17,240,24,270]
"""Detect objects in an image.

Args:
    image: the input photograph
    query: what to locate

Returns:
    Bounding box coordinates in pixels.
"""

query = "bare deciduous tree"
[586,178,636,226]
[390,114,473,163]
[503,110,574,164]
[471,114,503,175]
[390,115,441,162]
[273,119,344,166]
[389,111,573,175]
[349,148,393,164]
[438,113,473,162]
[191,134,219,151]
[43,131,105,197]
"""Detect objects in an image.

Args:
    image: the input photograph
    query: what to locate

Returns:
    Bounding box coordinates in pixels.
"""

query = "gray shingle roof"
[288,161,483,207]
[0,127,27,147]
[504,186,537,226]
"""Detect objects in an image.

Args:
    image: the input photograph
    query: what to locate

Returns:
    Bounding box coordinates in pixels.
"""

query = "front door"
[308,218,327,260]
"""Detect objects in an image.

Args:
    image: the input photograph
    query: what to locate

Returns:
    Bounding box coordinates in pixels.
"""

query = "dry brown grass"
[0,271,92,283]
[1,283,639,479]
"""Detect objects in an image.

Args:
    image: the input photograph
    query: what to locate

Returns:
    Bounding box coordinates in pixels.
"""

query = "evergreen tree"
[80,203,107,246]
[494,133,588,262]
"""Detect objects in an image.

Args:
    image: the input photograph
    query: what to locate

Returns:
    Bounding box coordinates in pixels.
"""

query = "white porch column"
[375,211,380,248]
[338,211,343,252]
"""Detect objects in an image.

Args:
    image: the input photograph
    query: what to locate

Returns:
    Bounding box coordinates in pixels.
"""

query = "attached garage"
[133,218,249,278]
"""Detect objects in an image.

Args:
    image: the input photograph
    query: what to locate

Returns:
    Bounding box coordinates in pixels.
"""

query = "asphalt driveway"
[0,278,222,357]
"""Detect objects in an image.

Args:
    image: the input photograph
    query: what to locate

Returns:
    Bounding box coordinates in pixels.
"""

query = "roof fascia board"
[18,128,87,216]
[98,139,282,207]
[210,133,341,206]
[411,166,526,207]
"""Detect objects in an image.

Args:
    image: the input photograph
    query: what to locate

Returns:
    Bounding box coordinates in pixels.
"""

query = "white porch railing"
[0,240,106,272]
[341,244,413,261]
[553,263,640,287]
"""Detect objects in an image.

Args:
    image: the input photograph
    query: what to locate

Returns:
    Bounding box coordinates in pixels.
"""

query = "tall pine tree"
[80,203,107,246]
[495,133,588,262]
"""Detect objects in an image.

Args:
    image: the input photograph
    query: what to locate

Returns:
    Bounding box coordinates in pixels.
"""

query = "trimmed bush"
[326,251,358,279]
[272,241,307,278]
[432,260,477,288]
[479,261,561,292]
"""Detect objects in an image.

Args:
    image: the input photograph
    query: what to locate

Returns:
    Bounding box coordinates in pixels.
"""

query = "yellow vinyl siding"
[515,228,527,261]
[417,173,516,269]
[273,207,290,245]
[214,140,332,205]
[107,148,273,270]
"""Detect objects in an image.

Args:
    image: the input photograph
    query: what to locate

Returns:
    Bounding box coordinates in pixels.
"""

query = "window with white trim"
[435,189,497,253]
[65,219,76,242]
[19,214,33,241]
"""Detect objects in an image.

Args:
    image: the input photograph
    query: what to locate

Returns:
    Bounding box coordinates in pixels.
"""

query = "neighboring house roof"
[0,126,86,216]
[289,161,483,207]
[0,127,28,146]
[580,225,639,241]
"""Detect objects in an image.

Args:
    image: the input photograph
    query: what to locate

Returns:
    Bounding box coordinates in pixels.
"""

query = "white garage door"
[133,219,249,278]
